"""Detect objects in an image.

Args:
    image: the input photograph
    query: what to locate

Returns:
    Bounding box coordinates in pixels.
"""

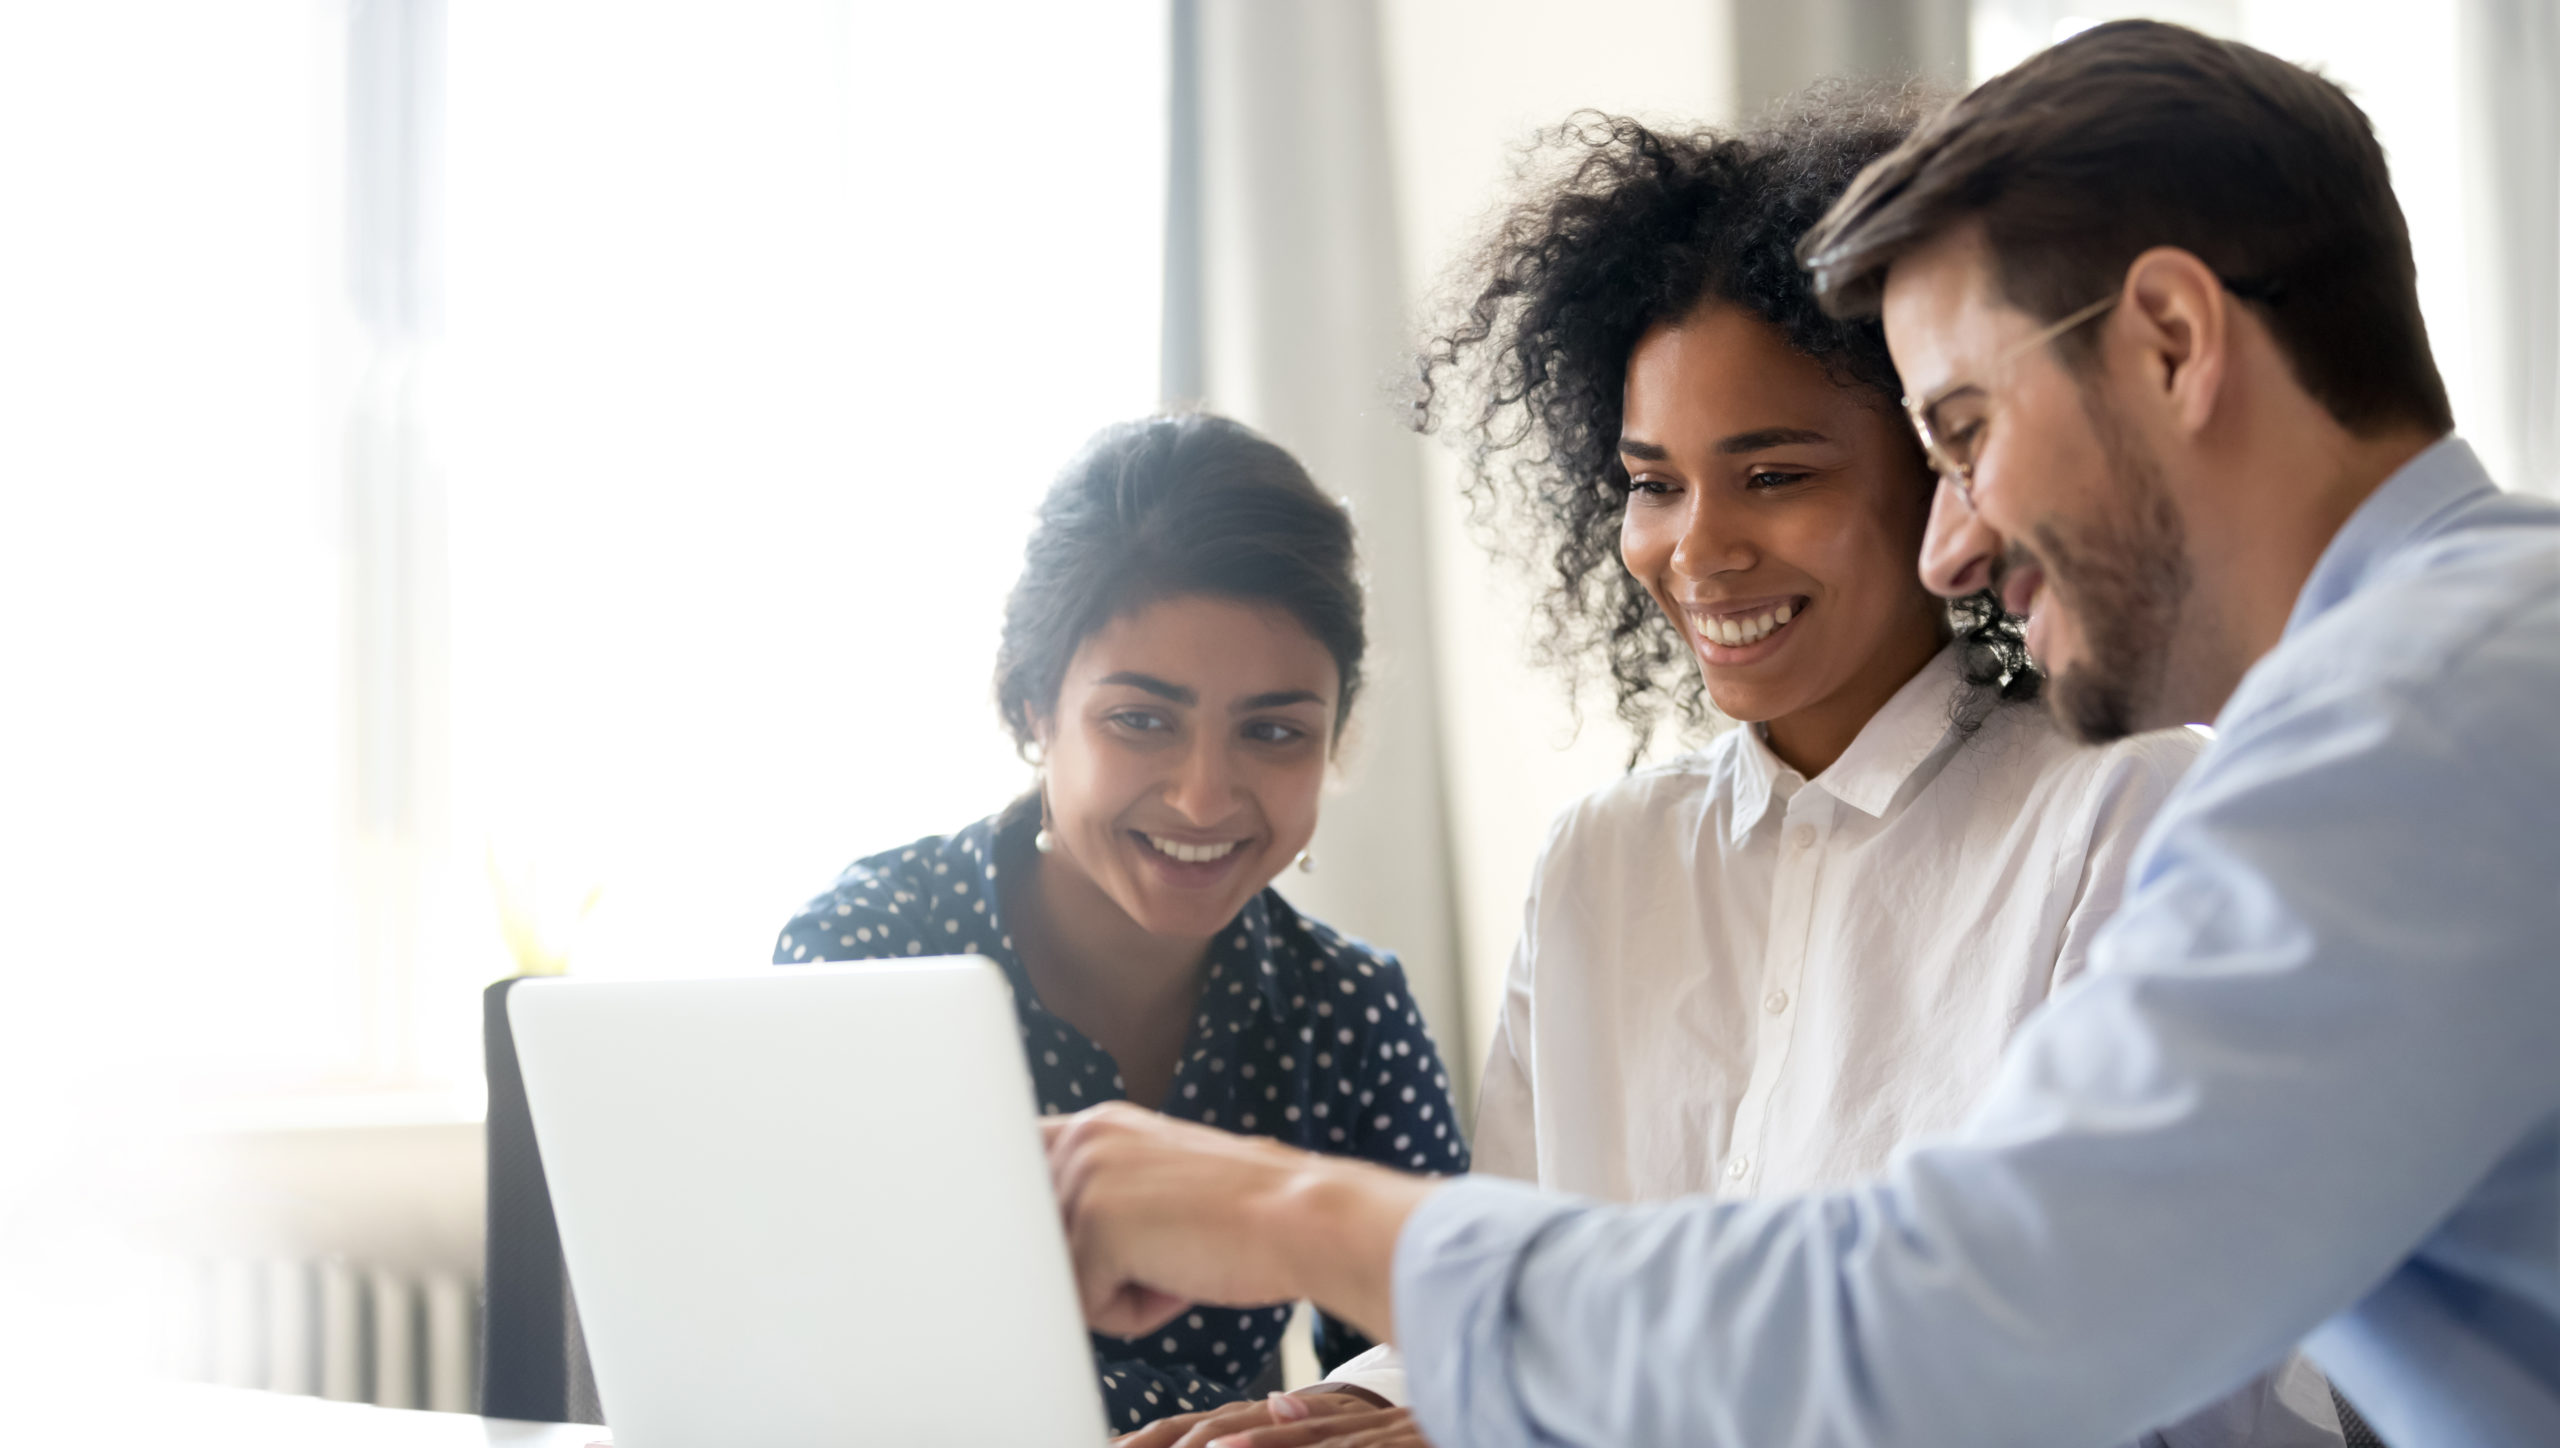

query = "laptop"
[508,958,1109,1447]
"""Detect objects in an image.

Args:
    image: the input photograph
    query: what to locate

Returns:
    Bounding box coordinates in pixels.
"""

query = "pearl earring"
[1293,849,1315,874]
[1032,765,1057,854]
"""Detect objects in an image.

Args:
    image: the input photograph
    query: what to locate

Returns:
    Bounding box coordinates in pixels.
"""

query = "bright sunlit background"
[2,1,1164,1119]
[0,0,2546,1415]
[438,0,1164,1006]
[0,0,1161,1396]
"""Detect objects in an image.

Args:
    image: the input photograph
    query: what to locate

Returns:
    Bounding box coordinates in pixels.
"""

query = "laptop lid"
[508,959,1107,1448]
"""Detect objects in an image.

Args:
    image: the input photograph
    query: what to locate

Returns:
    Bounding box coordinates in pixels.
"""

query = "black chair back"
[480,976,605,1425]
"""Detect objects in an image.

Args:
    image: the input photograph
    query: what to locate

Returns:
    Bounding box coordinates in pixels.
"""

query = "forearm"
[1250,1156,1442,1345]
[1047,1103,1450,1347]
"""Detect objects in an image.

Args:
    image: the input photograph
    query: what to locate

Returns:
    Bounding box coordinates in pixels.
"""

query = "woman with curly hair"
[1124,88,2337,1448]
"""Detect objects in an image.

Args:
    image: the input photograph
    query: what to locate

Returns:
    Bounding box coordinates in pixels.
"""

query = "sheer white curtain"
[2459,0,2559,498]
[0,7,356,1117]
[0,2,358,1378]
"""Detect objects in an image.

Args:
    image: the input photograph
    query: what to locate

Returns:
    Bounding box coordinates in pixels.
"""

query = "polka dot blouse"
[774,808,1469,1431]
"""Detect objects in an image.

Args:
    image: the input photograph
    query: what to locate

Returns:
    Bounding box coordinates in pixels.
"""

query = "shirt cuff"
[1320,1343,1408,1407]
[1392,1174,1590,1448]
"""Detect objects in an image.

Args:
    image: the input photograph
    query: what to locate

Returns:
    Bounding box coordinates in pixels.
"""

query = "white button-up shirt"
[1478,644,2199,1205]
[1335,647,2335,1444]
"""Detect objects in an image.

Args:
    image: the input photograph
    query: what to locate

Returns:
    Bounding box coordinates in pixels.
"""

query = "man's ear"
[2119,245,2229,437]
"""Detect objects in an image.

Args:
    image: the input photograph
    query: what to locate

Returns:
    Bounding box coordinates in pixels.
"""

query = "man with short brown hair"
[1044,21,2559,1448]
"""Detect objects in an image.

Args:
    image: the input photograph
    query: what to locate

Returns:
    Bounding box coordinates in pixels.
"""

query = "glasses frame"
[1902,293,2119,512]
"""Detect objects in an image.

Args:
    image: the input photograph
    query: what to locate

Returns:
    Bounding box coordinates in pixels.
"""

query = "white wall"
[1375,0,1736,1078]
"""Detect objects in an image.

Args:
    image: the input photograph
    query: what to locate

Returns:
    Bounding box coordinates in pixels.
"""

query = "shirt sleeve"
[2049,727,2204,995]
[773,861,928,965]
[1469,925,1540,1183]
[1321,1342,1410,1407]
[1392,658,2560,1448]
[1096,1356,1248,1432]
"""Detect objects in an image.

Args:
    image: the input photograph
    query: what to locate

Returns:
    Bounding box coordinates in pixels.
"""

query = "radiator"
[158,1256,479,1412]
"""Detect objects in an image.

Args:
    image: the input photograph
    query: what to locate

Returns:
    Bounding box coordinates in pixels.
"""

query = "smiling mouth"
[1689,597,1806,651]
[1138,833,1242,865]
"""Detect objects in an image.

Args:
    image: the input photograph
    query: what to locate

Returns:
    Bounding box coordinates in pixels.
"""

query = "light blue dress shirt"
[1395,437,2560,1448]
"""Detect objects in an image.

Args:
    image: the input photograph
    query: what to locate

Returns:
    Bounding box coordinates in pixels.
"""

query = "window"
[431,0,1167,1082]
[0,2,1168,1112]
[0,6,357,1096]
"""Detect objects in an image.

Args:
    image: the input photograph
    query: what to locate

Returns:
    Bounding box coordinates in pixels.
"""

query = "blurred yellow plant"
[486,844,603,978]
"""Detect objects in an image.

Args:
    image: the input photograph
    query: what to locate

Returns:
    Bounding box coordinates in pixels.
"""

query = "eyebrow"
[1097,674,1328,714]
[1097,672,1195,705]
[1236,689,1326,712]
[1715,426,1830,455]
[1618,426,1834,460]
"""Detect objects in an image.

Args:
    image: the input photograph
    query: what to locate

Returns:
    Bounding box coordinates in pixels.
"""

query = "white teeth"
[1698,603,1800,649]
[1145,834,1239,864]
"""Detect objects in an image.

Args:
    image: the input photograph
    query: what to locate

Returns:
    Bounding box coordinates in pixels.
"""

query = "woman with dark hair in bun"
[773,413,1462,1433]
[1126,88,2331,1448]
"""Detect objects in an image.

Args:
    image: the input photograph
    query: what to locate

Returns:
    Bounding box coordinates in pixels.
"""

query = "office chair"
[480,976,606,1426]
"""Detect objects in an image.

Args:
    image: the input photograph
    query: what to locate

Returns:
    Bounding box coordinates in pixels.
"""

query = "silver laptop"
[509,959,1108,1447]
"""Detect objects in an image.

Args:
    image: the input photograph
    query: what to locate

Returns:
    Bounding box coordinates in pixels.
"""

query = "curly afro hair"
[1413,84,2038,760]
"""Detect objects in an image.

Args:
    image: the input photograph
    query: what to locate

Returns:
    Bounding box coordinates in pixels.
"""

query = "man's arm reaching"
[1043,1104,1444,1347]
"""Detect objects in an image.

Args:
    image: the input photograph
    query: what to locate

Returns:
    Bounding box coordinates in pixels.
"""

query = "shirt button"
[1764,989,1789,1014]
[1791,825,1816,850]
[1726,1155,1750,1180]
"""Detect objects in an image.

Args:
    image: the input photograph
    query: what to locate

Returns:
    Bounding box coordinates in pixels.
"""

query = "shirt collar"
[1729,643,1964,843]
[1202,889,1295,1019]
[2285,434,2497,639]
[1728,723,1793,843]
[1813,643,1965,819]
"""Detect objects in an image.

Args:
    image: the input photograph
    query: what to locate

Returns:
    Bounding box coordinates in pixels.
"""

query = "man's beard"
[2004,402,2193,743]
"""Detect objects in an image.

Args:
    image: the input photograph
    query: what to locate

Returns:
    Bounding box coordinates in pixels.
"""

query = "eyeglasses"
[1901,293,2118,512]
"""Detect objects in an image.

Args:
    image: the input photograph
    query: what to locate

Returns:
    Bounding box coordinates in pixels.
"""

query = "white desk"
[6,1380,606,1446]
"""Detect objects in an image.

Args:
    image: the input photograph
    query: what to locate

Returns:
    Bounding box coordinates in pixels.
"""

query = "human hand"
[1043,1102,1439,1342]
[1044,1103,1310,1337]
[1111,1388,1388,1448]
[1201,1404,1427,1448]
